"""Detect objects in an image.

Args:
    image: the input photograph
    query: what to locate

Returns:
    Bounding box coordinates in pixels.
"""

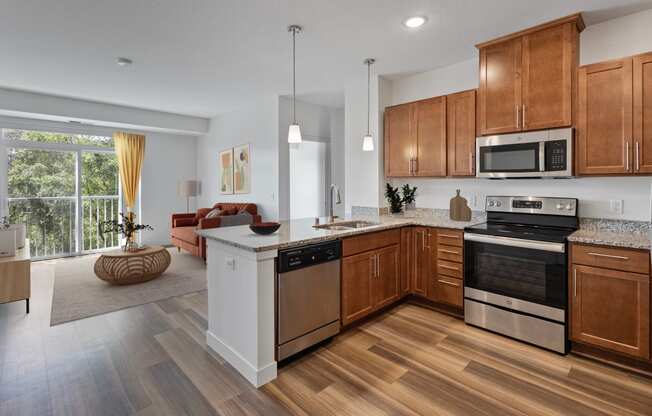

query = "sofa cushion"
[194,208,212,222]
[171,226,199,245]
[218,212,254,227]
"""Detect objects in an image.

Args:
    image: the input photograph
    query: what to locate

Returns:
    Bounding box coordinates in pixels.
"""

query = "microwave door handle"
[464,233,565,253]
[539,141,546,172]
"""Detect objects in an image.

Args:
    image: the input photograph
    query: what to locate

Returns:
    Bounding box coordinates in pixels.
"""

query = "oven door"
[464,233,567,314]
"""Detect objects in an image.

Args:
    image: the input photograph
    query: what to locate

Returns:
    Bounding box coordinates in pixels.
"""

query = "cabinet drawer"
[437,245,463,263]
[437,260,463,279]
[434,276,463,307]
[571,244,650,274]
[342,229,400,257]
[436,230,463,247]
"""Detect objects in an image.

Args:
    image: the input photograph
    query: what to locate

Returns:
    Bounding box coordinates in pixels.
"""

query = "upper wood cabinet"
[447,90,477,176]
[634,51,652,173]
[577,59,633,175]
[384,103,416,177]
[416,97,447,176]
[477,14,582,135]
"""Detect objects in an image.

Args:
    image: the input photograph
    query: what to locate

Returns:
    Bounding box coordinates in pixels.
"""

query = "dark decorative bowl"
[250,222,281,235]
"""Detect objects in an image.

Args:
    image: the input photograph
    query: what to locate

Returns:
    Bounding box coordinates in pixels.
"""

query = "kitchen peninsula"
[197,212,483,386]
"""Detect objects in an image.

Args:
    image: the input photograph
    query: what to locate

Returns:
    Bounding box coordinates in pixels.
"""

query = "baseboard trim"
[206,331,277,388]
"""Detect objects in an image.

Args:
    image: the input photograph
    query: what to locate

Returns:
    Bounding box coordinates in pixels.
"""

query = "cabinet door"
[447,90,477,176]
[479,38,522,135]
[412,227,431,297]
[434,276,463,307]
[384,103,416,177]
[571,265,649,359]
[341,252,375,326]
[415,96,447,176]
[521,23,574,130]
[577,59,633,175]
[400,228,412,295]
[634,52,652,173]
[374,245,400,309]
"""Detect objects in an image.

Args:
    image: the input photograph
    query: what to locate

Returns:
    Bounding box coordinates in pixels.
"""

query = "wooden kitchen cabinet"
[577,58,633,175]
[447,90,477,176]
[477,14,582,135]
[634,51,652,173]
[384,103,416,177]
[415,96,447,176]
[341,251,375,326]
[412,227,433,297]
[570,264,649,359]
[374,245,400,310]
[400,227,412,295]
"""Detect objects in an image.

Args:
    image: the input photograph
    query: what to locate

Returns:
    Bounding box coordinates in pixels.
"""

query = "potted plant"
[0,216,16,257]
[385,183,404,215]
[401,184,418,210]
[100,213,153,252]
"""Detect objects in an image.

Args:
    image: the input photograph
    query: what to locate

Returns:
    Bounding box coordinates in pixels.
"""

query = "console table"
[0,240,30,313]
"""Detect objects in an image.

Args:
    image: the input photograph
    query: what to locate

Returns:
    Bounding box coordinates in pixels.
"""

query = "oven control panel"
[486,196,577,216]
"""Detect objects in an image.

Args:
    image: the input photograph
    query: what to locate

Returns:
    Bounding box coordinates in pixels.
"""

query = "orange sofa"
[171,203,261,260]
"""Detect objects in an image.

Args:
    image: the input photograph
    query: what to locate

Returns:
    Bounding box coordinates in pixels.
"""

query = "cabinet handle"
[376,255,380,278]
[625,142,630,171]
[421,232,425,251]
[438,279,460,288]
[439,234,460,239]
[636,141,640,172]
[573,268,577,298]
[413,158,418,174]
[587,252,629,260]
[424,233,431,249]
[522,105,526,127]
[469,152,474,174]
[439,249,459,255]
[515,105,520,128]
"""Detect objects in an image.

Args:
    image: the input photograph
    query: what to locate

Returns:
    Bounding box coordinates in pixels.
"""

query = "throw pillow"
[194,208,212,222]
[222,208,238,216]
[205,208,222,219]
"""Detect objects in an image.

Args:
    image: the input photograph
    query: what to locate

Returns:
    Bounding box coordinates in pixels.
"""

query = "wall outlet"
[225,257,236,271]
[610,199,624,215]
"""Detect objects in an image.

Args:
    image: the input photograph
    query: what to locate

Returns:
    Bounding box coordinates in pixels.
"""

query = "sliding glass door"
[3,128,121,259]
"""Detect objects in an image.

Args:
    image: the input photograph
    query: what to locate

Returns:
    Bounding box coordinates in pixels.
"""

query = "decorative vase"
[123,236,140,252]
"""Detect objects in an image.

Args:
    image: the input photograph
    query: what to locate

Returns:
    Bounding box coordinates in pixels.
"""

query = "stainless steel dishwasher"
[276,240,341,361]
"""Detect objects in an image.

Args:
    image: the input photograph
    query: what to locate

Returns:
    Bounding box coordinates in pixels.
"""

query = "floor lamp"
[178,180,199,213]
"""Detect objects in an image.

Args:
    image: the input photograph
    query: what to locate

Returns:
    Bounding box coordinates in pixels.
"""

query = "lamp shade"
[178,180,199,198]
[288,123,302,144]
[362,134,374,151]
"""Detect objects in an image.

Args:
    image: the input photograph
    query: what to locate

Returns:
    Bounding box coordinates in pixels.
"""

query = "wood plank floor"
[1,260,651,415]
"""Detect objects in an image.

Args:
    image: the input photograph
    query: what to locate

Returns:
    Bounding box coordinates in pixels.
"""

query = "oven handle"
[464,233,565,253]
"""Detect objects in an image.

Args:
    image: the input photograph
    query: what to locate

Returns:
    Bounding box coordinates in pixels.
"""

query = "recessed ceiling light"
[403,16,427,28]
[116,57,133,66]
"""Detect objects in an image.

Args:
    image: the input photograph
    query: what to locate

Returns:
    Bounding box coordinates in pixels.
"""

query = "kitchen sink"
[314,220,380,230]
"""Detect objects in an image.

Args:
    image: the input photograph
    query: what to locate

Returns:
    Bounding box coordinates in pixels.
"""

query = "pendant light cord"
[292,27,297,124]
[367,61,370,135]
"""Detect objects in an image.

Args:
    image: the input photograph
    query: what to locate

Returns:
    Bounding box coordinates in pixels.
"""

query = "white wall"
[330,108,346,218]
[196,96,280,221]
[0,114,198,245]
[367,9,652,221]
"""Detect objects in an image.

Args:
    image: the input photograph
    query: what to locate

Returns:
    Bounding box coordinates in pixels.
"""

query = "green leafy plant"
[385,183,404,214]
[100,213,153,250]
[0,216,9,230]
[401,184,417,205]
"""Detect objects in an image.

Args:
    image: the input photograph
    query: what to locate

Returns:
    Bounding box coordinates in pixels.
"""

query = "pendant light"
[287,25,303,144]
[362,58,376,151]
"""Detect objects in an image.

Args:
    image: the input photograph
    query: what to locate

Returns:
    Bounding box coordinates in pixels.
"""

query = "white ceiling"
[1,0,651,118]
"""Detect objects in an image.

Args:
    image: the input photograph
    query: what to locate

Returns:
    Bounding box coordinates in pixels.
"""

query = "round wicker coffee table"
[94,246,171,285]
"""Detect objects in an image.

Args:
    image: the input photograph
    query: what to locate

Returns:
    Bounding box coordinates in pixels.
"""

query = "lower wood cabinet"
[412,227,433,297]
[432,275,463,307]
[570,263,650,359]
[341,244,400,326]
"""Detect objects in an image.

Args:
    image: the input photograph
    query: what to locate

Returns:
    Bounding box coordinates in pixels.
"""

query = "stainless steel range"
[463,196,578,353]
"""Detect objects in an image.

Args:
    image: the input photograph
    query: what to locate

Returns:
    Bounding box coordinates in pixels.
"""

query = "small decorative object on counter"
[449,189,472,222]
[100,213,153,252]
[401,184,417,210]
[250,222,281,235]
[385,183,404,214]
[0,217,16,257]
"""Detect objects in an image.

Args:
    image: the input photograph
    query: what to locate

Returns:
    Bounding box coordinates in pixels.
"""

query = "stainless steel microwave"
[476,128,573,178]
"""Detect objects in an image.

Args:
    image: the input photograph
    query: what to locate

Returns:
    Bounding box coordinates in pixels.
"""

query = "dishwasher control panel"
[278,240,341,273]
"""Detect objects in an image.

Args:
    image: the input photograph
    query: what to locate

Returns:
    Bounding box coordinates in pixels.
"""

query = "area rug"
[50,248,206,325]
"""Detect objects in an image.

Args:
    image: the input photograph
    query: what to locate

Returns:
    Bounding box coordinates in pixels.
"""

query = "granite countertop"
[197,210,485,252]
[568,219,651,251]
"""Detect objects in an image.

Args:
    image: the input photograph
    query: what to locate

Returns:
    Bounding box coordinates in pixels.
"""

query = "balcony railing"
[7,195,120,258]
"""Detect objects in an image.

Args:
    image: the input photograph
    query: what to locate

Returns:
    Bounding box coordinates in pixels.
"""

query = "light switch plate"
[225,257,236,271]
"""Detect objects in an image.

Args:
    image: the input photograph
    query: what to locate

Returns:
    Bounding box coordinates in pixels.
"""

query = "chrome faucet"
[329,184,341,223]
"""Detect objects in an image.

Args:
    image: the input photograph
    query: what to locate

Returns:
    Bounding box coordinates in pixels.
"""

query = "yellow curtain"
[113,132,145,218]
